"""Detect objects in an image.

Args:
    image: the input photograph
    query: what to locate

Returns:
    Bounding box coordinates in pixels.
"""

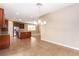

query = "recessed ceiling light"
[19,19,22,21]
[43,21,47,24]
[16,12,19,15]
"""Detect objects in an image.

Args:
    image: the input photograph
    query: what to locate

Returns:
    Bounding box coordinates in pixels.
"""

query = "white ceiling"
[1,3,73,22]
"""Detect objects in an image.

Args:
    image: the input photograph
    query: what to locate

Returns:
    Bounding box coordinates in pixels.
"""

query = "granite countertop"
[0,34,9,35]
[0,32,9,35]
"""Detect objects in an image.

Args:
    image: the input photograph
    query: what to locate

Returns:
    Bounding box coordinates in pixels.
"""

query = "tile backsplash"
[0,28,8,35]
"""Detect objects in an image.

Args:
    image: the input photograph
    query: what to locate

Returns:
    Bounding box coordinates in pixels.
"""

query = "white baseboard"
[42,39,79,51]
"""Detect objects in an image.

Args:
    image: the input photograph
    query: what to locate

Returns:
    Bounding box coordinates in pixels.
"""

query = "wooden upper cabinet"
[19,23,24,29]
[0,8,4,27]
[13,22,24,29]
[1,20,8,31]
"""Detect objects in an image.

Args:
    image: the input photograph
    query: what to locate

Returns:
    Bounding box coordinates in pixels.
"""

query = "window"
[28,25,36,31]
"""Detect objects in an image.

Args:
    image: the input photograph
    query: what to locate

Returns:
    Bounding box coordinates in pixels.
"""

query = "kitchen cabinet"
[0,8,10,50]
[0,35,10,49]
[13,21,24,29]
[1,20,8,32]
[0,8,4,27]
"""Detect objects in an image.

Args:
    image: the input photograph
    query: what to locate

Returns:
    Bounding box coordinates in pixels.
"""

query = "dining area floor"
[0,36,79,56]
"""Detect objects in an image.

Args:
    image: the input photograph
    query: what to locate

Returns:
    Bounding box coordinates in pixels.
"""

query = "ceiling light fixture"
[19,19,22,21]
[16,12,19,15]
[33,3,46,25]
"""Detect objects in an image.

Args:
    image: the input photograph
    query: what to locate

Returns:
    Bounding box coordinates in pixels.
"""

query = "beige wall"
[0,4,3,8]
[8,20,13,37]
[40,4,79,50]
[27,23,40,36]
[19,23,28,32]
[24,23,28,31]
[20,23,40,36]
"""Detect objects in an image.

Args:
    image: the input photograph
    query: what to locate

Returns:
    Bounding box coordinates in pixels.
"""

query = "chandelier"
[33,3,46,25]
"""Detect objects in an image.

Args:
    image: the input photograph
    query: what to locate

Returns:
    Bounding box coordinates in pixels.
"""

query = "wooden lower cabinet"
[0,35,10,49]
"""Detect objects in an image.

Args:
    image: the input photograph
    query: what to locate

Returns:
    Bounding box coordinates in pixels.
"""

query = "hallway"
[0,36,79,56]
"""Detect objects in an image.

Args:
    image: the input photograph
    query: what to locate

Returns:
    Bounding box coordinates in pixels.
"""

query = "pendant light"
[33,3,46,25]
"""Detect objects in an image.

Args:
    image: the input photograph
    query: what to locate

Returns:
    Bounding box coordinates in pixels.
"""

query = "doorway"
[13,26,19,38]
